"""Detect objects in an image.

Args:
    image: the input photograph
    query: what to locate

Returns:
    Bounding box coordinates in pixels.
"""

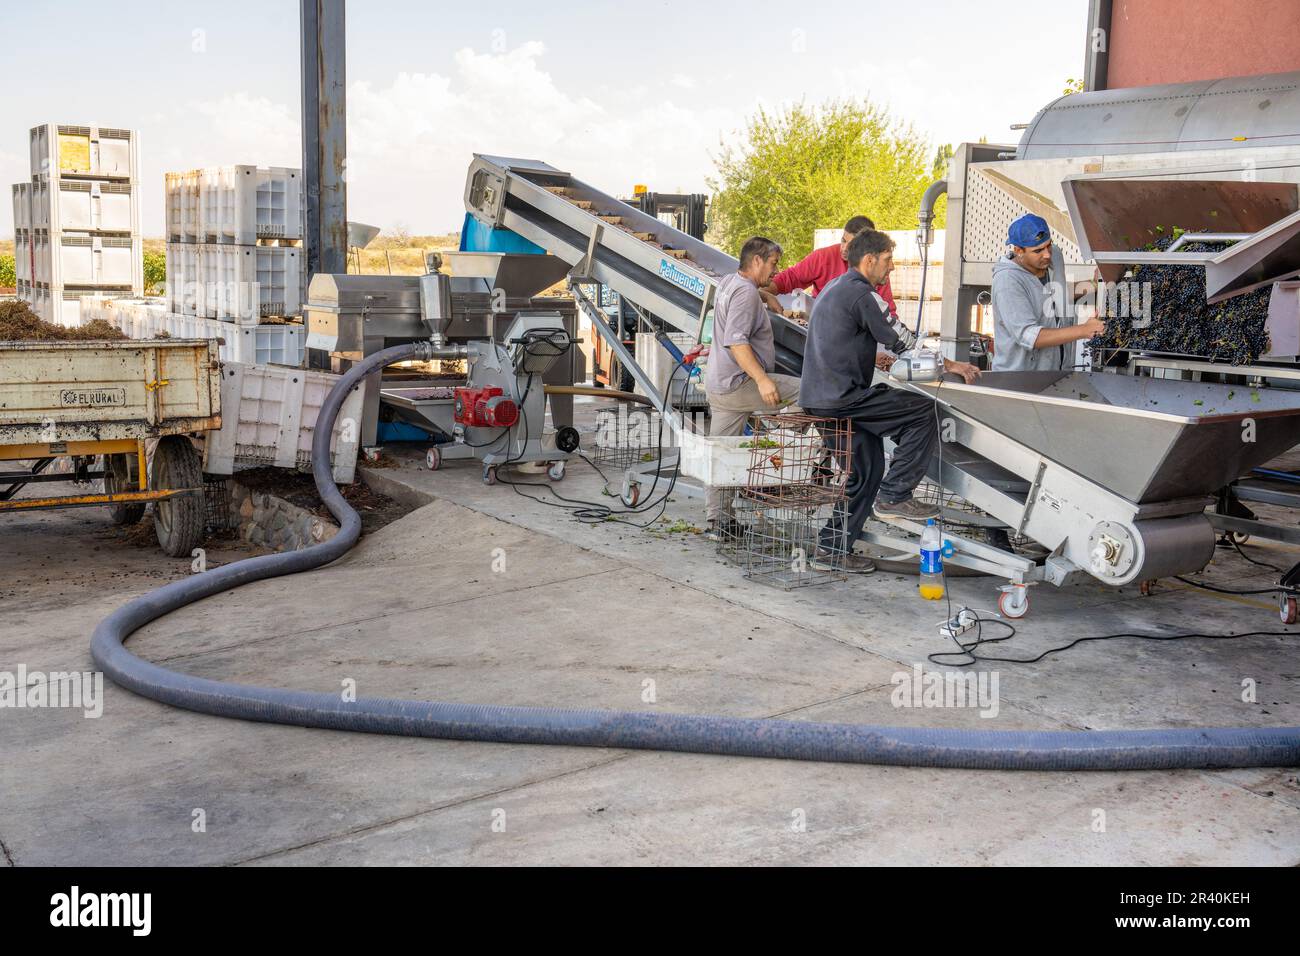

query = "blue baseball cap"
[1007,214,1051,249]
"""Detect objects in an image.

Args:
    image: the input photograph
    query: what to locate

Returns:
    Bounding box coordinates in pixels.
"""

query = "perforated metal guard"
[962,166,1084,267]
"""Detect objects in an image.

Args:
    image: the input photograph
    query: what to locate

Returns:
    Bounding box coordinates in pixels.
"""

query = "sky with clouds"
[2,0,1087,237]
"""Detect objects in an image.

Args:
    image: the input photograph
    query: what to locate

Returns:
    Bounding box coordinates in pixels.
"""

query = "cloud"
[2,42,741,238]
[343,42,733,230]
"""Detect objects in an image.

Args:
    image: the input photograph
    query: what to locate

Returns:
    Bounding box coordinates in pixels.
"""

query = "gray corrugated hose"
[91,342,1300,770]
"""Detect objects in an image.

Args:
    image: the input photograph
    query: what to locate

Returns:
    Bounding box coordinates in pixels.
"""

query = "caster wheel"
[621,480,641,508]
[998,587,1029,619]
[547,461,566,481]
[1280,595,1297,625]
[426,447,442,471]
[482,465,498,486]
[1139,579,1155,596]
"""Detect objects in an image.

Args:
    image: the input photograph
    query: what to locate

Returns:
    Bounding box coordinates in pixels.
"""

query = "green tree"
[0,254,15,288]
[932,143,954,180]
[709,99,945,262]
[143,250,165,296]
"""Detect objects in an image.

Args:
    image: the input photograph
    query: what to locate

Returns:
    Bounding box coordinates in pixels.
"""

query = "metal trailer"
[0,338,221,557]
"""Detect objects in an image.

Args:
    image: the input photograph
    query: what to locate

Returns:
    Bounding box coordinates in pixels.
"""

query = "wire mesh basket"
[736,499,846,588]
[591,404,664,469]
[742,413,851,507]
[716,413,852,589]
[203,476,235,533]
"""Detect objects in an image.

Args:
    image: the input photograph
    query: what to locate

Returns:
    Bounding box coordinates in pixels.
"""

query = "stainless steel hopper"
[911,371,1300,503]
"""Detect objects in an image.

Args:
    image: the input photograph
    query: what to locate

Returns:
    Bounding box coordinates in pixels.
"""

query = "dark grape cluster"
[1091,235,1273,365]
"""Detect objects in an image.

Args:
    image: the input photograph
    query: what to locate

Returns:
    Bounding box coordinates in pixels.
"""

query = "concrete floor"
[3,397,1299,865]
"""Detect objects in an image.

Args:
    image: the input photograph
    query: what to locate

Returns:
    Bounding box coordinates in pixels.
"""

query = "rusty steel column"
[301,0,348,283]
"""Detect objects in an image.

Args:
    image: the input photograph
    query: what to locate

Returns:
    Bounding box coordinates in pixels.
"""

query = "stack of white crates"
[164,165,303,321]
[12,124,143,325]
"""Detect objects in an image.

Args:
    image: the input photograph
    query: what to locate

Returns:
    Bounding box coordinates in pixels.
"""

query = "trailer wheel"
[151,436,205,558]
[103,454,145,525]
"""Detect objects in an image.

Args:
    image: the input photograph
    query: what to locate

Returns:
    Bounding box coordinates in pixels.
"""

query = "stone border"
[229,480,338,552]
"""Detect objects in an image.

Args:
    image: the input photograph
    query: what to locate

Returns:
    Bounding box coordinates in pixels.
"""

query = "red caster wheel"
[426,447,442,471]
[1280,595,1297,625]
[998,586,1029,619]
[1139,579,1155,596]
[621,479,640,507]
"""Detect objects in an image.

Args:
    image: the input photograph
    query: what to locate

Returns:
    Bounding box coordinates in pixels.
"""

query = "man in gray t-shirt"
[703,236,802,535]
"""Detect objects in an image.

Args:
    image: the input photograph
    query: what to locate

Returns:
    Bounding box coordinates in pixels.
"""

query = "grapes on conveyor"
[1090,234,1274,365]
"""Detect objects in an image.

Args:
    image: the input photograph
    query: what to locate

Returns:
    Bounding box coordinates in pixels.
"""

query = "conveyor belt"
[464,154,807,374]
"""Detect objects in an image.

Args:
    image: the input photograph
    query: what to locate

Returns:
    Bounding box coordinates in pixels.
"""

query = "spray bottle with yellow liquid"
[919,518,945,600]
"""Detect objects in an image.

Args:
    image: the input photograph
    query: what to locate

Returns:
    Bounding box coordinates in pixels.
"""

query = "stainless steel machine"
[305,251,583,460]
[890,70,1300,617]
[866,370,1300,617]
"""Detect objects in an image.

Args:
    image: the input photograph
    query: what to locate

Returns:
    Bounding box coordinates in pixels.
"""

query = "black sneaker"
[873,497,941,520]
[811,548,876,574]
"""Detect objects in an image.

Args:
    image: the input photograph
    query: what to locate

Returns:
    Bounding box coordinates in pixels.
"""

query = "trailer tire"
[151,437,204,558]
[104,454,145,526]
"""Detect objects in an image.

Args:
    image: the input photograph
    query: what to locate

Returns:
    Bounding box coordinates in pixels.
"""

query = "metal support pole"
[301,0,348,286]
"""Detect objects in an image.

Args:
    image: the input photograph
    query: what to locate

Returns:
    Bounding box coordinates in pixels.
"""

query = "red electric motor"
[453,386,519,429]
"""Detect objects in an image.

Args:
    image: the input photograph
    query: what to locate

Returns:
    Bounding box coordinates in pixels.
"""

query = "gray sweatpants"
[704,373,802,522]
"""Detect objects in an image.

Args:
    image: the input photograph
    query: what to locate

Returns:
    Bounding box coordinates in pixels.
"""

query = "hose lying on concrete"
[91,342,1300,771]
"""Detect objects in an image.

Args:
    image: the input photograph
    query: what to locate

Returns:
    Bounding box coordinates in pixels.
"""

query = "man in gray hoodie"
[991,214,1104,371]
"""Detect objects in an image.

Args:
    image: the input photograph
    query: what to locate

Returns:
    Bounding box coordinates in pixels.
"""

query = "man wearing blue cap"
[990,214,1103,371]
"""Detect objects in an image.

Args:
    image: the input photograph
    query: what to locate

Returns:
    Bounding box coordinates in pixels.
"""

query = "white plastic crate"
[678,427,820,487]
[227,323,304,366]
[892,298,944,334]
[36,234,140,288]
[25,285,85,327]
[35,178,138,233]
[14,231,31,283]
[165,242,201,314]
[12,182,31,230]
[810,228,946,263]
[79,296,303,367]
[198,165,302,244]
[198,243,301,319]
[165,170,202,243]
[30,123,137,181]
[889,264,945,300]
[203,362,363,483]
[677,430,758,487]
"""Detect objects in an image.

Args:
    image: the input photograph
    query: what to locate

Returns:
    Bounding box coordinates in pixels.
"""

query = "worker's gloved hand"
[875,352,896,372]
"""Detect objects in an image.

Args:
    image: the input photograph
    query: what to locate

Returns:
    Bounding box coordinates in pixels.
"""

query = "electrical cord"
[495,357,693,529]
[1222,534,1285,574]
[922,364,1295,666]
[1173,575,1281,596]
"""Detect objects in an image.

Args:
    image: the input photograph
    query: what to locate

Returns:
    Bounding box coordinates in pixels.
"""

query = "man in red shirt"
[759,215,898,318]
